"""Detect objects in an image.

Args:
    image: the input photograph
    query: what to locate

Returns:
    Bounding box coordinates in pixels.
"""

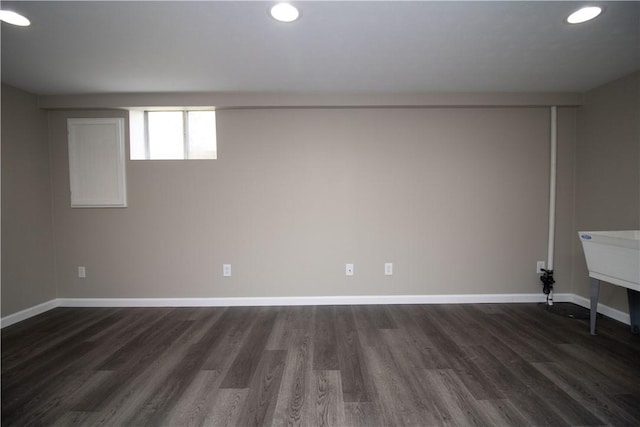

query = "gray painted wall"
[46,107,577,301]
[15,76,640,317]
[1,84,56,315]
[573,71,640,311]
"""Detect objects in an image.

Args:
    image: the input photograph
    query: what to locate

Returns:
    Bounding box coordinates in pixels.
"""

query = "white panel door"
[67,118,127,207]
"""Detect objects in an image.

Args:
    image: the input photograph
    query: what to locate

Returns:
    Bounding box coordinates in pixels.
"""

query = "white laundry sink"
[579,230,640,335]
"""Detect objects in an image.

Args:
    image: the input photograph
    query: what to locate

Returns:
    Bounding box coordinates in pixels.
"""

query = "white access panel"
[67,118,127,208]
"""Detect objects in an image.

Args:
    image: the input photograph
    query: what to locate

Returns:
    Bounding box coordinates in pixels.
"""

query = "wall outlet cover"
[346,263,354,276]
[385,262,393,275]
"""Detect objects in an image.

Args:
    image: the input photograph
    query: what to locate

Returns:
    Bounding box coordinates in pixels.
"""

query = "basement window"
[130,110,217,160]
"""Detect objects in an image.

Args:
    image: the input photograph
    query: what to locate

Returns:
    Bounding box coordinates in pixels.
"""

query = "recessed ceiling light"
[0,10,31,27]
[566,6,603,24]
[270,3,300,23]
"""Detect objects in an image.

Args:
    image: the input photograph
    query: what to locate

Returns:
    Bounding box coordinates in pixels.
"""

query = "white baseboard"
[0,293,630,328]
[56,293,548,308]
[0,299,60,328]
[566,294,631,325]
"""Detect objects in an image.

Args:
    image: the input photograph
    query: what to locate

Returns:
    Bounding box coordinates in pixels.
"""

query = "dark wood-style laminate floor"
[2,303,640,426]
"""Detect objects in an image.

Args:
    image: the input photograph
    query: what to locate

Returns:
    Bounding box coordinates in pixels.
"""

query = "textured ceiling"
[1,1,638,95]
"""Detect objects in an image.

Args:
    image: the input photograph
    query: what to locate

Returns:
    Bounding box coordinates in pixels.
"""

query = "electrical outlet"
[223,264,232,277]
[536,261,545,274]
[346,263,354,276]
[384,262,393,275]
[78,266,86,278]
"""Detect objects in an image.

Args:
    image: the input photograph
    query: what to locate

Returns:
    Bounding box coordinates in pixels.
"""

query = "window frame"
[135,109,216,160]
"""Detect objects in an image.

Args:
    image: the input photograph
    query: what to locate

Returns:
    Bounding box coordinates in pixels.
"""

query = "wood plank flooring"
[2,303,640,426]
